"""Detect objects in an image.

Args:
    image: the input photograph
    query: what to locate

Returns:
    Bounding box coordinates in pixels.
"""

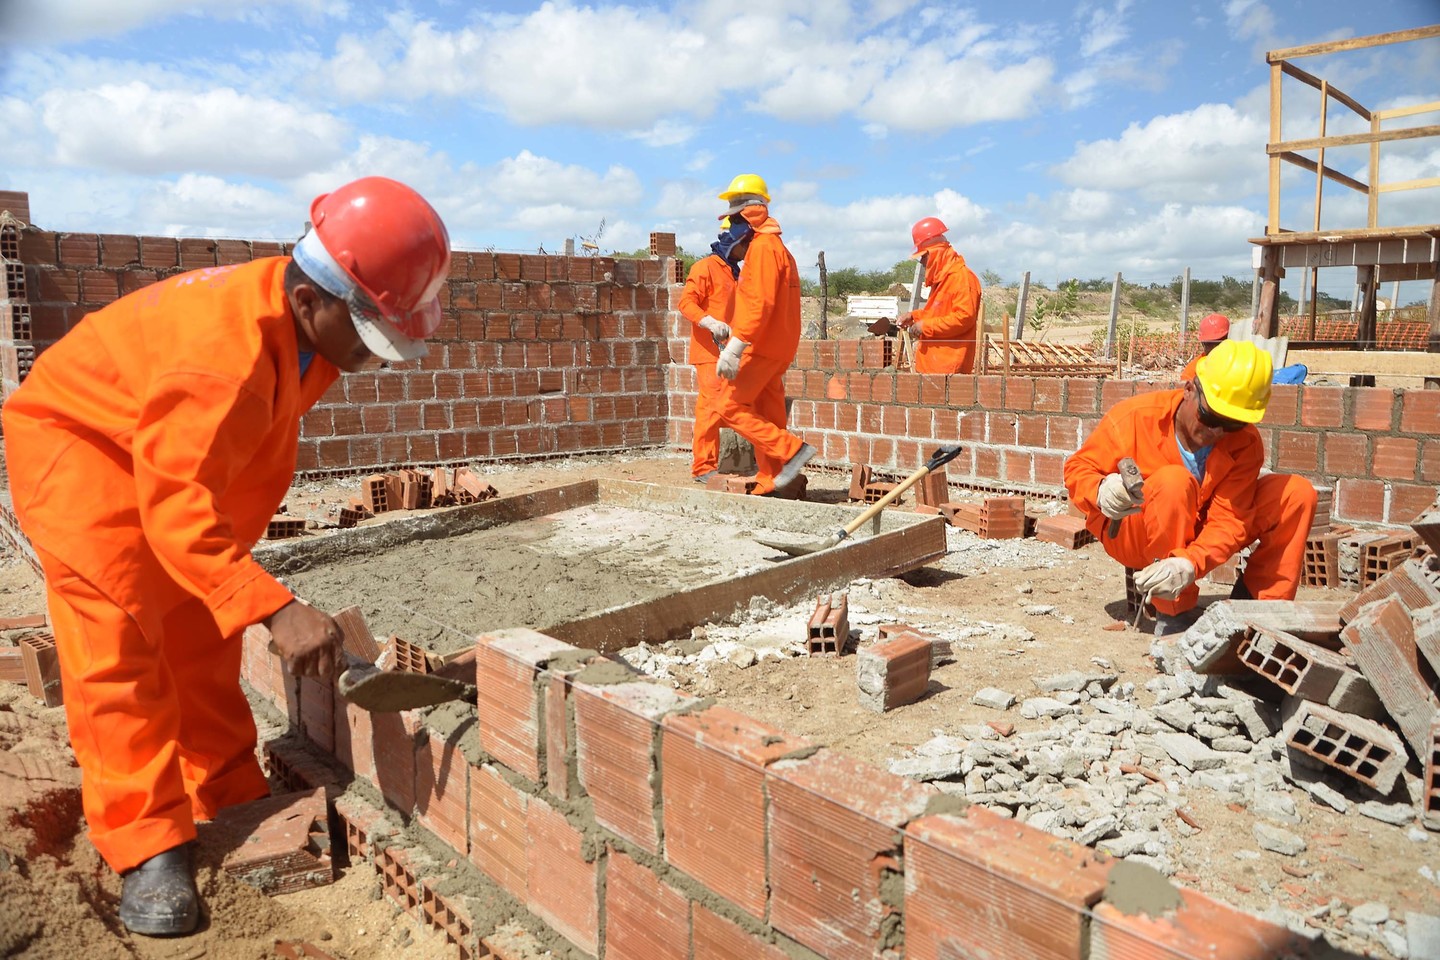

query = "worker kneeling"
[1064,340,1317,636]
[2,177,451,936]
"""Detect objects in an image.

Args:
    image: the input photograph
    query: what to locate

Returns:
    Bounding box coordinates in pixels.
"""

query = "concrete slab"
[257,479,946,653]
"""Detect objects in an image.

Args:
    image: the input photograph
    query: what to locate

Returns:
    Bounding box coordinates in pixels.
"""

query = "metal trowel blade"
[337,663,469,712]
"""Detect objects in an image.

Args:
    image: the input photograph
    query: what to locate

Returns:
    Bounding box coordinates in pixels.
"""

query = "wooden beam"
[1379,175,1440,193]
[1267,25,1440,62]
[1278,61,1371,119]
[1269,124,1440,154]
[1374,100,1440,122]
[1357,265,1379,349]
[1288,349,1440,376]
[1268,61,1283,235]
[1369,116,1381,229]
[1277,151,1367,193]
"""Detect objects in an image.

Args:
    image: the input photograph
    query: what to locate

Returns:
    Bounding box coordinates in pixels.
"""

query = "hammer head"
[1117,457,1144,497]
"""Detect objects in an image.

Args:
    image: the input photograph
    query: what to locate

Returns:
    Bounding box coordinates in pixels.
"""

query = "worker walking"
[2,177,451,935]
[712,174,815,494]
[1180,313,1230,379]
[896,217,982,375]
[677,217,751,482]
[1063,340,1317,635]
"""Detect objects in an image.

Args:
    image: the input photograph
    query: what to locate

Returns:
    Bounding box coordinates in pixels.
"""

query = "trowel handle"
[840,445,962,539]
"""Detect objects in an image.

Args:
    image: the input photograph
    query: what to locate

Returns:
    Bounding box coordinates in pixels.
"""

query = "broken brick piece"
[1361,532,1417,585]
[1034,515,1095,550]
[1283,699,1407,796]
[1340,596,1439,756]
[1423,716,1439,832]
[1339,556,1440,624]
[454,468,498,503]
[848,464,872,502]
[211,788,334,895]
[856,633,931,712]
[806,592,849,655]
[1237,625,1382,717]
[0,614,47,630]
[938,502,983,533]
[19,634,61,707]
[878,623,953,668]
[0,647,24,683]
[265,516,306,540]
[390,636,432,675]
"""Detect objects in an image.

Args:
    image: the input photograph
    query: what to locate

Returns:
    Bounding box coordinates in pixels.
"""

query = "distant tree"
[981,269,1004,287]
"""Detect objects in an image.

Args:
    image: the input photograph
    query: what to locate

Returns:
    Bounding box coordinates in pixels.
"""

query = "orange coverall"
[715,206,804,494]
[1180,355,1201,380]
[2,258,337,872]
[1064,390,1316,615]
[910,243,981,375]
[677,254,737,478]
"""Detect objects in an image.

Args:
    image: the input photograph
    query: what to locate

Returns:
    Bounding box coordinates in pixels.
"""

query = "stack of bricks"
[939,496,1026,539]
[0,193,33,400]
[1303,522,1354,588]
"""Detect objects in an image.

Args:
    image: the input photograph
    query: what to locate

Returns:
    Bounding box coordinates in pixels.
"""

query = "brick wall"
[666,325,1439,527]
[245,625,1308,960]
[5,192,674,472]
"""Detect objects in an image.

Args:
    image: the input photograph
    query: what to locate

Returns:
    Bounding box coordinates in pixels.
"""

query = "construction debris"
[207,788,335,895]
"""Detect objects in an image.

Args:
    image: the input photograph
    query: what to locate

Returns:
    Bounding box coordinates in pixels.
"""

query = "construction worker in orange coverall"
[1,177,451,936]
[1064,340,1317,636]
[1180,312,1231,380]
[896,216,982,375]
[678,217,751,482]
[712,175,815,495]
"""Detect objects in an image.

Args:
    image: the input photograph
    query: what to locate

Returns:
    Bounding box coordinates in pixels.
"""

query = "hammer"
[1107,457,1144,539]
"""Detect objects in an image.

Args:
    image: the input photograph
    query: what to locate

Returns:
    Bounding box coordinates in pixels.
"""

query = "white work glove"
[716,338,747,381]
[1134,557,1197,601]
[699,315,730,346]
[897,311,923,336]
[1098,472,1144,520]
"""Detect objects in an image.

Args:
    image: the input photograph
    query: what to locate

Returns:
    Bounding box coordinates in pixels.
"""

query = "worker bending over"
[677,217,751,482]
[1180,312,1230,380]
[2,177,451,936]
[896,216,982,375]
[712,173,815,494]
[1064,340,1317,635]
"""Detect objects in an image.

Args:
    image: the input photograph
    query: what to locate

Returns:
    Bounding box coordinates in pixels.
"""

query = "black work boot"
[119,842,199,936]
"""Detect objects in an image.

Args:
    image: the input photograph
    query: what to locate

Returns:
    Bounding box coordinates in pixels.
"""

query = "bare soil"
[0,450,1434,958]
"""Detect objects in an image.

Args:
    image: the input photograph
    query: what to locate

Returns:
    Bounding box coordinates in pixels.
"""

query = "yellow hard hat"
[719,216,731,228]
[1195,340,1272,423]
[718,173,770,203]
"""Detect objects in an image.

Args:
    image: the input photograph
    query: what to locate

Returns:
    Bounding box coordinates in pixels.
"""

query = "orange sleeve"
[916,267,980,341]
[1063,407,1127,518]
[1181,356,1200,380]
[1177,438,1263,576]
[132,370,294,638]
[731,239,779,348]
[677,262,714,327]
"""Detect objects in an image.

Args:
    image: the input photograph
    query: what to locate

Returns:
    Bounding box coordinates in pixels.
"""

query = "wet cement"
[282,505,773,651]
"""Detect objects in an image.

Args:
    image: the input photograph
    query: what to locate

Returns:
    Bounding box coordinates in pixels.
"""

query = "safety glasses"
[1195,391,1247,432]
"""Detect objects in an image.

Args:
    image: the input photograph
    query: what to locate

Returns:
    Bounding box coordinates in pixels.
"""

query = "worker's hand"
[265,600,343,680]
[897,312,922,336]
[716,338,748,381]
[699,315,730,346]
[1098,472,1145,520]
[1134,557,1196,601]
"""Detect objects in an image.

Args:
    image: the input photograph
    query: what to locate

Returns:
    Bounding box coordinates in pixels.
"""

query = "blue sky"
[1,1,1437,301]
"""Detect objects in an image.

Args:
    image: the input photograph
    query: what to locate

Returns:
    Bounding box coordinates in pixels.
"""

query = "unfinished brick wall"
[5,192,674,472]
[242,625,1309,960]
[666,324,1439,526]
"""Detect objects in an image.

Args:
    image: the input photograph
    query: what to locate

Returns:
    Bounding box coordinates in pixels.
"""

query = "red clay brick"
[692,904,789,960]
[476,629,582,782]
[298,675,334,753]
[766,748,936,960]
[573,678,691,852]
[1261,384,1298,426]
[1272,430,1319,474]
[416,728,469,855]
[1299,386,1344,428]
[856,633,931,712]
[18,634,61,707]
[1335,478,1385,523]
[370,710,421,815]
[1324,432,1368,476]
[544,657,594,801]
[332,696,374,782]
[1390,483,1439,526]
[604,849,690,960]
[1340,596,1438,756]
[906,808,1111,960]
[661,705,809,919]
[1401,389,1440,434]
[1351,386,1397,430]
[1372,436,1419,480]
[469,762,528,901]
[213,788,334,895]
[525,797,599,955]
[1091,887,1307,959]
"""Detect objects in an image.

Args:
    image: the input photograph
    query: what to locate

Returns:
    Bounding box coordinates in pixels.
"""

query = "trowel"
[268,636,469,712]
[755,444,963,557]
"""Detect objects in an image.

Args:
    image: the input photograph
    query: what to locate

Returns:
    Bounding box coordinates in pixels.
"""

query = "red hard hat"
[1198,313,1230,343]
[910,216,947,258]
[294,176,451,361]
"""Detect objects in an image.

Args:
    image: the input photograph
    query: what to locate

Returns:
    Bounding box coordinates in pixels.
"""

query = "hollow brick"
[604,849,689,960]
[476,629,585,782]
[524,796,599,955]
[469,763,528,900]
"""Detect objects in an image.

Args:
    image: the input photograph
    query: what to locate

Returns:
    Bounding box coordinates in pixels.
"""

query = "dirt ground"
[0,450,1435,959]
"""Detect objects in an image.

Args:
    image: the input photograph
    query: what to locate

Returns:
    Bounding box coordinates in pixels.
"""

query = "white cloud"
[627,120,698,148]
[861,53,1055,131]
[146,174,298,237]
[684,150,714,174]
[41,83,350,177]
[1223,0,1275,43]
[1080,0,1133,58]
[1053,102,1268,201]
[0,0,345,44]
